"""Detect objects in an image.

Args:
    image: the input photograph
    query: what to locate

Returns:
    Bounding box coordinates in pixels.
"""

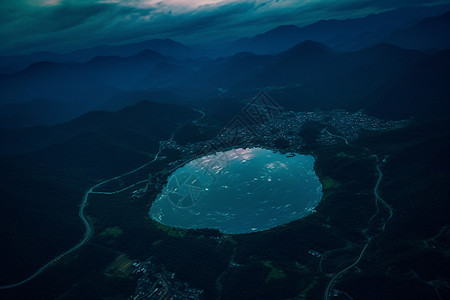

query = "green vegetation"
[1,100,448,300]
[298,277,319,298]
[99,226,123,238]
[336,152,355,159]
[262,260,286,282]
[321,176,341,189]
[154,222,186,238]
[105,254,135,278]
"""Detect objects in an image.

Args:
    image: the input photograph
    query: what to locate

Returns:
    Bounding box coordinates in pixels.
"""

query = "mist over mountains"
[2,3,450,73]
[1,3,450,300]
[1,6,450,128]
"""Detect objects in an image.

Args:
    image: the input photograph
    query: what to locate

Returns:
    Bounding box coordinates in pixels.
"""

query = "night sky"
[1,0,449,55]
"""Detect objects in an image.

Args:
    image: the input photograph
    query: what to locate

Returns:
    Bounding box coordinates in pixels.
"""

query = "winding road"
[0,107,205,290]
[215,247,237,300]
[0,144,164,290]
[322,129,394,300]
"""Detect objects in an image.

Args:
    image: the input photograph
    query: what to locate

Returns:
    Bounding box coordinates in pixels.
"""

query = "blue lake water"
[149,148,323,234]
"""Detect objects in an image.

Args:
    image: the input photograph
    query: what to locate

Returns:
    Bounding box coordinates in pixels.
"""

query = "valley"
[1,2,449,299]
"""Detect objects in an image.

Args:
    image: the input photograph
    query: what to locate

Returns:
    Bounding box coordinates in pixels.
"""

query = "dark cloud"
[326,0,445,12]
[0,0,449,55]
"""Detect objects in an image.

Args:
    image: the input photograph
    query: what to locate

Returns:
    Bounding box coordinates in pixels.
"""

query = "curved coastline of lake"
[150,147,323,234]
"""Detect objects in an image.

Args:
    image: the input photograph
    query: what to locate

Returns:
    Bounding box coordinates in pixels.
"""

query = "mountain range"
[1,4,450,299]
[1,40,449,128]
[229,5,450,54]
[1,4,450,75]
[0,5,449,129]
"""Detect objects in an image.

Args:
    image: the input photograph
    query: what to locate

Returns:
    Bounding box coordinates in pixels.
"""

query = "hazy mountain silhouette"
[1,3,450,299]
[383,11,450,50]
[3,39,450,127]
[0,100,199,155]
[0,98,91,128]
[0,49,183,104]
[188,42,424,108]
[0,39,194,74]
[228,4,450,54]
[364,50,450,119]
[2,4,449,76]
